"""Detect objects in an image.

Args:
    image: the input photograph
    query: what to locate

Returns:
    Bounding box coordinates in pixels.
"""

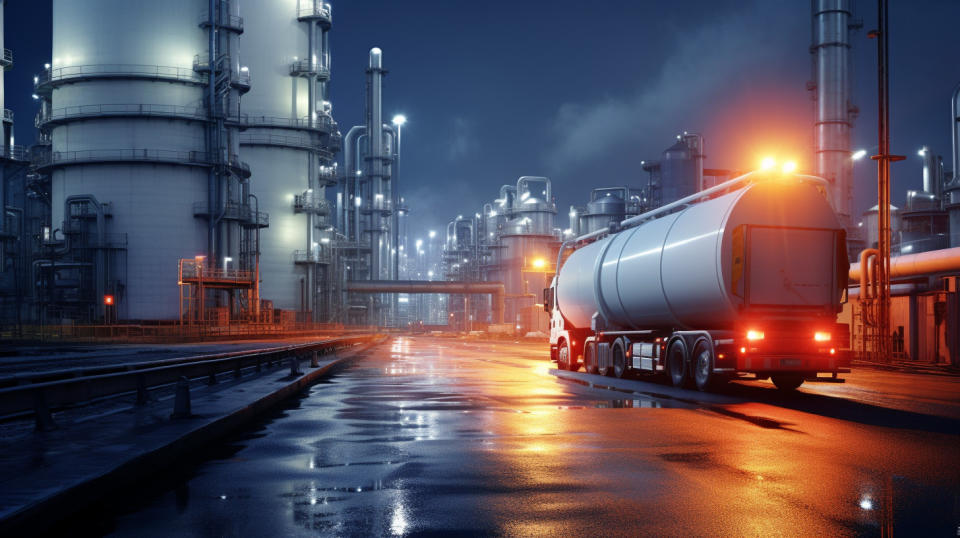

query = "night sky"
[5,0,959,243]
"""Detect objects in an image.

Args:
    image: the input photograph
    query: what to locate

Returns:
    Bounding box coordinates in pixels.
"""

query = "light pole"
[391,114,406,327]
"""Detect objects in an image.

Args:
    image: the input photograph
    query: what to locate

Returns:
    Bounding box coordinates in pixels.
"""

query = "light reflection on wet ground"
[102,336,958,536]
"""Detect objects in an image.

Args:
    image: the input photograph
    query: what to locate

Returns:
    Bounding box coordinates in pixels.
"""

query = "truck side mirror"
[543,288,552,313]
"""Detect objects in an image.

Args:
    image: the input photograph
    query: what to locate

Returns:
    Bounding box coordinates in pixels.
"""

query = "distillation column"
[811,0,859,248]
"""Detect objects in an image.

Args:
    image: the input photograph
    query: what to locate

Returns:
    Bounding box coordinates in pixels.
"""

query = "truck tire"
[772,374,804,391]
[693,338,723,392]
[584,342,598,374]
[666,338,689,388]
[613,339,628,379]
[557,340,571,371]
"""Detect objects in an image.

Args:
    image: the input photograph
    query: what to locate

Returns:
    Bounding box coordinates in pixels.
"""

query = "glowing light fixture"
[760,157,776,170]
[746,329,765,341]
[531,258,547,269]
[814,331,831,342]
[781,160,797,173]
[851,149,867,160]
[392,114,407,127]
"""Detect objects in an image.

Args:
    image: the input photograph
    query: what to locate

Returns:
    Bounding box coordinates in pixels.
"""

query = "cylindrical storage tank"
[44,0,214,319]
[583,193,626,234]
[240,0,337,315]
[557,179,846,331]
[660,140,697,205]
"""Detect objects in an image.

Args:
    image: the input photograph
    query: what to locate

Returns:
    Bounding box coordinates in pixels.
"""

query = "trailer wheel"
[584,341,598,375]
[557,339,571,371]
[612,339,628,379]
[693,339,723,392]
[666,338,689,388]
[772,374,804,391]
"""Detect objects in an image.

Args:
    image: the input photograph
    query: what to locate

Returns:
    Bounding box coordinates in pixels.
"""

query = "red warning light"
[104,295,115,305]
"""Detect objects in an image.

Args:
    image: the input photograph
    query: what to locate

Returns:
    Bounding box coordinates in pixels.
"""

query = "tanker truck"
[546,170,851,391]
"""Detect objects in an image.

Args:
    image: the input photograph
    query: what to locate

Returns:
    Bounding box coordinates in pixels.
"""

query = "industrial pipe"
[952,81,960,184]
[850,246,960,281]
[345,280,505,324]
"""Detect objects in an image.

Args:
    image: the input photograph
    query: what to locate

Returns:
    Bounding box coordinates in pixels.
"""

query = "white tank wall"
[556,179,843,331]
[241,0,311,119]
[239,0,322,310]
[50,0,210,319]
[53,0,204,68]
[243,144,313,309]
[51,167,207,319]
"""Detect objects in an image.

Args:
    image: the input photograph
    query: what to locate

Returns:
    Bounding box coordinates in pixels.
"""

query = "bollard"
[136,373,153,405]
[234,359,242,379]
[289,356,302,377]
[34,390,58,432]
[171,376,192,419]
[310,351,319,368]
[207,367,218,385]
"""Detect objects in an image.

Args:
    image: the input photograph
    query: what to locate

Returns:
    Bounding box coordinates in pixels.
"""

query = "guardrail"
[0,335,376,428]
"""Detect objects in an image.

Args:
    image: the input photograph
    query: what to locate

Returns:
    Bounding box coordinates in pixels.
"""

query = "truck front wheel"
[772,374,804,391]
[666,339,689,388]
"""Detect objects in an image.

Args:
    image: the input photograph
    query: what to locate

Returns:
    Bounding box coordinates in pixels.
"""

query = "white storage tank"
[41,0,213,319]
[240,0,339,316]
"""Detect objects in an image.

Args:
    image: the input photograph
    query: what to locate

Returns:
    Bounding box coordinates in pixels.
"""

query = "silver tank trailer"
[556,177,844,331]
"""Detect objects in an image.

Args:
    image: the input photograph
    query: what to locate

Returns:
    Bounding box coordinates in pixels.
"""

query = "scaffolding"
[178,257,259,324]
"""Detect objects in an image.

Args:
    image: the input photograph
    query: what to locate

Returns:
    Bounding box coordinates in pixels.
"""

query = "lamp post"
[391,114,406,327]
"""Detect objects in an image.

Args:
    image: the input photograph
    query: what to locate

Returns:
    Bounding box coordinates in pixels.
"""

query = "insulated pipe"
[341,125,366,240]
[859,248,879,299]
[346,280,505,324]
[206,0,217,262]
[64,195,105,319]
[850,246,960,281]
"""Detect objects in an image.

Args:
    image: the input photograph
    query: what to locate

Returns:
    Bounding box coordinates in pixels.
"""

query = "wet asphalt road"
[101,336,959,536]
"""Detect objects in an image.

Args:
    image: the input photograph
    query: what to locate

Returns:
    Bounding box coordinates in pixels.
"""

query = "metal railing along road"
[0,335,376,426]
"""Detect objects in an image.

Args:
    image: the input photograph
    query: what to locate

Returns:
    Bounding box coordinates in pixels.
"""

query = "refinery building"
[0,0,958,368]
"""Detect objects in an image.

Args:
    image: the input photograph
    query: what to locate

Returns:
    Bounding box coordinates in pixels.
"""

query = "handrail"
[36,148,212,167]
[240,114,336,131]
[0,335,375,423]
[37,103,208,125]
[35,64,204,88]
[297,0,332,20]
